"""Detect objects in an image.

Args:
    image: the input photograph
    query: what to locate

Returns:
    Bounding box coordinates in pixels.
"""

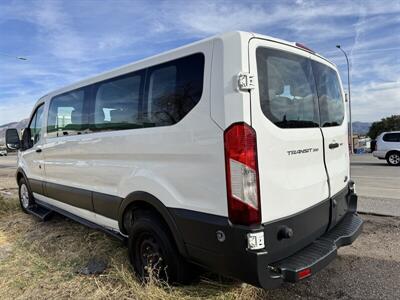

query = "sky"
[0,0,399,125]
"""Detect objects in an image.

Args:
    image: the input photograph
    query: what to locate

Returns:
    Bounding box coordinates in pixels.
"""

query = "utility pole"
[336,45,353,154]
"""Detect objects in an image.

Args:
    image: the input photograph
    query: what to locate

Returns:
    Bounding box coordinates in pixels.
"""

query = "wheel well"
[16,171,24,184]
[120,197,188,258]
[122,200,168,235]
[386,150,400,159]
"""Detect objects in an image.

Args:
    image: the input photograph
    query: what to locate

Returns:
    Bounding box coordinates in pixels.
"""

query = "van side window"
[93,73,142,130]
[312,62,344,127]
[383,133,400,142]
[256,48,320,128]
[47,90,87,137]
[143,53,204,127]
[28,104,45,146]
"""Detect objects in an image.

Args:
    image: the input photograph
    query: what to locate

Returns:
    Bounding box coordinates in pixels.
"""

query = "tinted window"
[93,73,143,130]
[257,48,345,129]
[383,133,400,142]
[47,89,87,137]
[143,53,204,127]
[29,104,45,145]
[313,62,344,127]
[256,48,320,128]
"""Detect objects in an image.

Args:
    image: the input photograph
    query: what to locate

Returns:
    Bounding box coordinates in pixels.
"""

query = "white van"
[6,31,362,289]
[373,131,400,166]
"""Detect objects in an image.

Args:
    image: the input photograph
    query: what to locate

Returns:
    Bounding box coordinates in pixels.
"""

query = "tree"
[368,115,400,140]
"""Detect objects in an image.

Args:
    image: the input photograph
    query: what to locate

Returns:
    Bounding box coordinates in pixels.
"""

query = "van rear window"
[312,62,345,127]
[256,48,344,129]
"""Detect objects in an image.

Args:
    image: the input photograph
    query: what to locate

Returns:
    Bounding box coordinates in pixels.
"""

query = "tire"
[128,210,196,285]
[18,177,34,213]
[386,151,400,166]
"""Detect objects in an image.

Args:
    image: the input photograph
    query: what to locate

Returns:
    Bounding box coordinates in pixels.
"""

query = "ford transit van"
[6,31,362,289]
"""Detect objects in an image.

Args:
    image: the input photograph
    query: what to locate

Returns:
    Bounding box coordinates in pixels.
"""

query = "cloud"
[352,80,400,121]
[0,0,399,125]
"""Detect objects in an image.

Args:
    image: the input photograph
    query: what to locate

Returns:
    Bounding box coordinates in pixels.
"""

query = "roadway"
[351,153,400,216]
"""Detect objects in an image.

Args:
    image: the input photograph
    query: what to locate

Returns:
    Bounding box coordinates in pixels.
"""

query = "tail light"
[295,42,315,53]
[224,123,261,225]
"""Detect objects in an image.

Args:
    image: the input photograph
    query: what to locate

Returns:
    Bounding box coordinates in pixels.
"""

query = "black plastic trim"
[93,191,122,220]
[22,178,187,258]
[169,185,360,289]
[118,191,189,258]
[46,181,93,211]
[25,179,122,220]
[16,167,29,184]
[21,175,360,289]
[272,213,363,283]
[29,178,44,195]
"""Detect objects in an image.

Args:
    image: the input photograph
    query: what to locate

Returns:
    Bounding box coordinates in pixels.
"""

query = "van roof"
[35,31,335,106]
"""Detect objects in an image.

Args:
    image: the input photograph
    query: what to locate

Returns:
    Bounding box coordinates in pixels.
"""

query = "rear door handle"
[35,148,42,153]
[329,143,339,149]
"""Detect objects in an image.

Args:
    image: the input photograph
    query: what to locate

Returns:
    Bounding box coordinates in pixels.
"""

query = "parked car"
[0,149,7,156]
[373,131,400,166]
[5,31,362,289]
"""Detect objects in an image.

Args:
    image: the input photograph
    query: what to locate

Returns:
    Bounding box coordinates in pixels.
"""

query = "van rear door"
[249,39,329,223]
[312,61,349,225]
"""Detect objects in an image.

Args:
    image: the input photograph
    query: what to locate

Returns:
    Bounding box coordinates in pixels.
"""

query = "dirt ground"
[1,156,399,299]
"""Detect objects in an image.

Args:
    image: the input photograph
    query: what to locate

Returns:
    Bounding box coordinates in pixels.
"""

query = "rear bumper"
[270,212,362,283]
[171,184,362,289]
[373,150,386,158]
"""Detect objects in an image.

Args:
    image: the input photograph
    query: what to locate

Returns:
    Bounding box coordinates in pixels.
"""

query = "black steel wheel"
[128,210,197,284]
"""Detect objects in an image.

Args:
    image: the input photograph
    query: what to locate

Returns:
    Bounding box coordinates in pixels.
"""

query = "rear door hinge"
[237,72,256,91]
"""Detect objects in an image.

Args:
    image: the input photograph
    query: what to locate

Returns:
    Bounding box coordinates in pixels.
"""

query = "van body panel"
[210,32,253,129]
[248,38,330,223]
[320,125,350,197]
[314,62,349,198]
[40,39,229,219]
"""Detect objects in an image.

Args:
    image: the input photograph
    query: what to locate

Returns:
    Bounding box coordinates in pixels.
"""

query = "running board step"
[35,199,125,242]
[26,205,53,221]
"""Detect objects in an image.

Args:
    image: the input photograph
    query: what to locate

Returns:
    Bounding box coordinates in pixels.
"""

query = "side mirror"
[5,128,21,150]
[345,93,349,102]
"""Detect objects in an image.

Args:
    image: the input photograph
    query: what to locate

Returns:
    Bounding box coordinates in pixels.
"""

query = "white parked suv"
[5,31,362,289]
[373,131,400,166]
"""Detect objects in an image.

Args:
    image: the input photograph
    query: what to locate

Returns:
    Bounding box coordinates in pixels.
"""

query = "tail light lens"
[295,42,315,53]
[224,123,261,225]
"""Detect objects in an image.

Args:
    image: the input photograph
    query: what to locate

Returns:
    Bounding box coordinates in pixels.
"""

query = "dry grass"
[0,195,266,300]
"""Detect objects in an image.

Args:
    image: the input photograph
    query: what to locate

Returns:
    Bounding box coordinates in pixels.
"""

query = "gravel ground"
[262,214,400,300]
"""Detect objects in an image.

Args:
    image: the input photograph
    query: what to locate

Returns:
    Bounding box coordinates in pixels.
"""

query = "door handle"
[35,148,42,153]
[329,143,339,149]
